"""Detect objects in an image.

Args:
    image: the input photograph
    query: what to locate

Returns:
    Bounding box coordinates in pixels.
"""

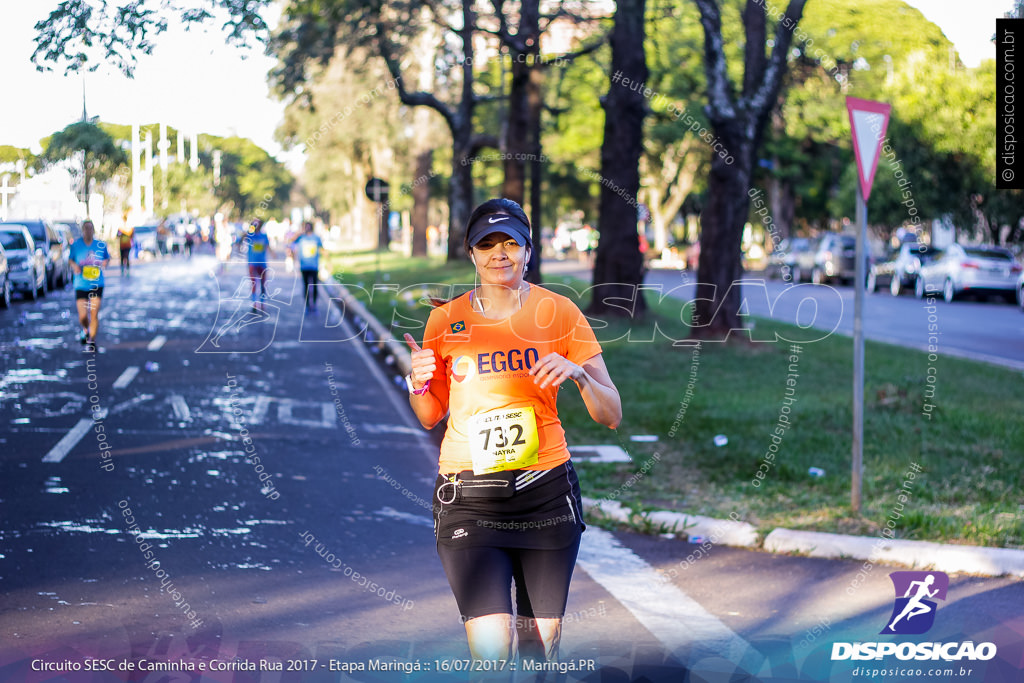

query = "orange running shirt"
[423,286,603,474]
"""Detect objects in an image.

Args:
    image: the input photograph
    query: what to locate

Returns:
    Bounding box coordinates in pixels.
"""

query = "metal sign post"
[365,177,390,252]
[845,96,891,514]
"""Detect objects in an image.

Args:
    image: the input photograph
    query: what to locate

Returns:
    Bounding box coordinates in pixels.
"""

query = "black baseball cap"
[466,213,532,249]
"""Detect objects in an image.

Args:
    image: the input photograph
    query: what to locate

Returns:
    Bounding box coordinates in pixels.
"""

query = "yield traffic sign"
[846,97,891,202]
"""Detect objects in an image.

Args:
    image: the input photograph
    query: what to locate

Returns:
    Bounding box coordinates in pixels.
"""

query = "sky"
[0,0,1015,170]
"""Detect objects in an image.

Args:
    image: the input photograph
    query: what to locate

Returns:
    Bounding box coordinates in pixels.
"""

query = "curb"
[763,528,1024,578]
[582,496,1024,578]
[320,270,412,377]
[582,497,759,548]
[321,265,1024,580]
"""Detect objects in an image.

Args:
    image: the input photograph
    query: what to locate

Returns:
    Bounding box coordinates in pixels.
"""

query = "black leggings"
[436,537,581,621]
[301,270,318,307]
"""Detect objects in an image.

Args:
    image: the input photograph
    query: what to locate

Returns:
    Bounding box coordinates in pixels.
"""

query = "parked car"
[0,219,68,289]
[1017,270,1024,312]
[767,237,814,281]
[791,237,822,283]
[132,223,160,256]
[0,241,10,308]
[915,244,1022,303]
[868,243,943,296]
[52,220,82,241]
[795,233,868,285]
[0,225,47,300]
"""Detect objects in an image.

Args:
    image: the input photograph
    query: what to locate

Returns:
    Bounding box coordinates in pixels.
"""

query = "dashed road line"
[112,366,140,390]
[251,395,272,424]
[42,418,93,463]
[147,335,167,351]
[170,394,191,421]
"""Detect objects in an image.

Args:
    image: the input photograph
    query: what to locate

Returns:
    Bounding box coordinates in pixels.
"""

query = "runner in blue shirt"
[69,220,111,348]
[290,222,323,312]
[246,219,272,310]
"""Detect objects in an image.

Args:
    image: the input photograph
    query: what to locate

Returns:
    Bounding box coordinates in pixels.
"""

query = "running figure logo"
[197,263,294,353]
[881,571,949,635]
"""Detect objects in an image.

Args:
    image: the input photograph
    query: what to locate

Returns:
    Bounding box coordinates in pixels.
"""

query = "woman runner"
[404,198,621,666]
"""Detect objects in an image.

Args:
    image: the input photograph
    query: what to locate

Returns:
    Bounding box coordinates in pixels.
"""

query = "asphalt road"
[1,250,1022,683]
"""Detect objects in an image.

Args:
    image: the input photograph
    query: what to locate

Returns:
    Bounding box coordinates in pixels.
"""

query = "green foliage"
[0,146,37,168]
[32,0,272,76]
[40,120,129,195]
[202,135,293,219]
[750,0,1009,239]
[276,47,411,223]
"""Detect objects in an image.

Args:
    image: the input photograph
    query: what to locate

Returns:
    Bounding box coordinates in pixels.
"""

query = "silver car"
[0,241,10,308]
[915,244,1022,303]
[0,226,48,300]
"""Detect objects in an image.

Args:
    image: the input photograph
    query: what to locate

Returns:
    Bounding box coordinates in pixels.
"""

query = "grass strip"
[329,251,1023,549]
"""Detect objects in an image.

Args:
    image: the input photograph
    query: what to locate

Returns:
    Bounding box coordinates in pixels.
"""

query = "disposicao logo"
[831,570,997,663]
[451,355,475,383]
[881,571,948,635]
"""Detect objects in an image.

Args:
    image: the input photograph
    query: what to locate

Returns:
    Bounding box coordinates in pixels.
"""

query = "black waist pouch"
[437,469,519,503]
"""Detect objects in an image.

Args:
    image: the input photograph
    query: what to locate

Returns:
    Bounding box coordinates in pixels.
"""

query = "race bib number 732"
[468,406,540,475]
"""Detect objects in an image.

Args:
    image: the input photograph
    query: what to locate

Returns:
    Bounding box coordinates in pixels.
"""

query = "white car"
[0,226,48,300]
[1017,270,1024,312]
[915,244,1021,303]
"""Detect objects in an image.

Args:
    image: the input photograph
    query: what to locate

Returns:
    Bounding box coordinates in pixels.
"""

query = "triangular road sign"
[846,97,891,202]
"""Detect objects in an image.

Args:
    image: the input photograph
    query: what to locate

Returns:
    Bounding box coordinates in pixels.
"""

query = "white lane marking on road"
[277,398,336,428]
[576,527,756,667]
[251,395,272,424]
[360,423,424,436]
[170,394,191,421]
[168,316,184,328]
[42,418,93,463]
[112,366,140,390]
[372,507,434,528]
[108,394,154,415]
[147,335,167,351]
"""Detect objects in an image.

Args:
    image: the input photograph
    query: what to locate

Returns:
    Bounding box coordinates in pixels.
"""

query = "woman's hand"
[404,333,438,390]
[529,353,584,389]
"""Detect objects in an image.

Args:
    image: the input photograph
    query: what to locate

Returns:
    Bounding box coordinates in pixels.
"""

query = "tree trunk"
[411,148,431,256]
[448,142,474,260]
[500,0,539,206]
[769,174,794,241]
[589,0,647,317]
[691,0,806,338]
[693,137,753,335]
[526,51,544,283]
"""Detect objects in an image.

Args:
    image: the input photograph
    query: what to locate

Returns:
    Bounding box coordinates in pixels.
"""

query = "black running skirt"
[433,461,585,550]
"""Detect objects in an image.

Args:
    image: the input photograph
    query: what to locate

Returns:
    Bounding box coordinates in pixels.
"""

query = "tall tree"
[273,0,501,259]
[33,0,491,257]
[41,120,128,202]
[484,1,607,280]
[690,0,806,337]
[590,0,648,316]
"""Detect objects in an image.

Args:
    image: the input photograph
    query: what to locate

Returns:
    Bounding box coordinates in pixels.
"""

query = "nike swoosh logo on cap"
[488,216,510,223]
